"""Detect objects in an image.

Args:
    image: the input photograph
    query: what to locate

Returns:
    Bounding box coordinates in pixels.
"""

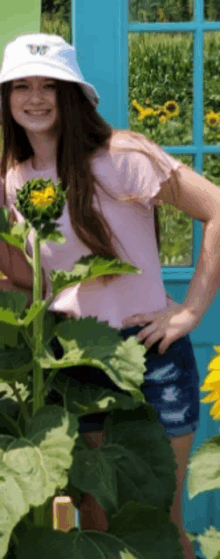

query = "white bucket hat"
[0,32,100,123]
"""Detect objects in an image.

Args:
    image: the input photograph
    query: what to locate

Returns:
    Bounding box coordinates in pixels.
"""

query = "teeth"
[27,110,49,115]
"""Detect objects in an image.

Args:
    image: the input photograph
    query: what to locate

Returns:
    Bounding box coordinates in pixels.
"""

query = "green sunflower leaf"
[0,206,10,234]
[49,254,143,297]
[39,317,146,404]
[46,373,139,417]
[15,509,184,559]
[70,405,178,520]
[0,231,25,253]
[0,406,78,559]
[0,343,33,382]
[38,222,67,244]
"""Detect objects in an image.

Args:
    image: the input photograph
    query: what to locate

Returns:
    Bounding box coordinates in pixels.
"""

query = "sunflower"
[206,111,220,128]
[155,108,170,124]
[16,177,68,230]
[132,99,144,112]
[138,107,155,120]
[157,7,168,21]
[200,345,220,419]
[164,100,180,117]
[29,185,57,208]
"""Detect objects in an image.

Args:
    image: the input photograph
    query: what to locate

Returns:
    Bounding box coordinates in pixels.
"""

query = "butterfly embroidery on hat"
[27,44,50,55]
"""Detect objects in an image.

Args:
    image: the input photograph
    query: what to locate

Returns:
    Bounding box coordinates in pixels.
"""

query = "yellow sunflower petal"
[208,354,220,371]
[210,400,220,419]
[200,390,220,403]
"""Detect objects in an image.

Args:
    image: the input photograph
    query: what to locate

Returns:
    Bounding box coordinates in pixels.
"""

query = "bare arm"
[0,240,47,297]
[0,197,47,297]
[153,163,220,322]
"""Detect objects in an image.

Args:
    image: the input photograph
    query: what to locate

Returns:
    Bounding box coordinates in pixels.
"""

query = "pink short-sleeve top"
[5,133,181,329]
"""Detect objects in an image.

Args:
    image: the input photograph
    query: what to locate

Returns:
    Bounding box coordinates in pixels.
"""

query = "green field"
[1,16,219,267]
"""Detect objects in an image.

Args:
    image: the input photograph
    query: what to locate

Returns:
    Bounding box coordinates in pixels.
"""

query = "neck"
[26,129,57,170]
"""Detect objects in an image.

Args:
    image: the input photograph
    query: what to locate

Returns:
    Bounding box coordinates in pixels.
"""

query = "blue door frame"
[73,0,220,553]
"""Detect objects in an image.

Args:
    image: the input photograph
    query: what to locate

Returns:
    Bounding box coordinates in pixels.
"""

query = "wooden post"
[53,496,77,532]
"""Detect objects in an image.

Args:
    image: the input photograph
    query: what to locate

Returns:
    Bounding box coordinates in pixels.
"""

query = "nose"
[28,87,45,103]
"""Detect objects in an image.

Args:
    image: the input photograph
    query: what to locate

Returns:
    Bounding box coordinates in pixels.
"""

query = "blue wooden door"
[73,0,220,555]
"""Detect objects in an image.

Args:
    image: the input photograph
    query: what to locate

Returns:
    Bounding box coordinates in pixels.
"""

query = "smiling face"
[9,76,59,135]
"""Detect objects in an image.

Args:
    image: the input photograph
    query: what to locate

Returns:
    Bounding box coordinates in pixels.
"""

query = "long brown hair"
[1,80,175,281]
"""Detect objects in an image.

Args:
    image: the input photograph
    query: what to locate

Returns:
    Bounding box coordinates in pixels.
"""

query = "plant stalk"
[32,229,45,526]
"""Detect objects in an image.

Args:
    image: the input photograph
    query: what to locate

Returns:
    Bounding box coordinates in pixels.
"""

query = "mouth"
[25,110,51,117]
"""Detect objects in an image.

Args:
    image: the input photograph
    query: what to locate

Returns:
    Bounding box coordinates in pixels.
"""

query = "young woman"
[1,32,220,558]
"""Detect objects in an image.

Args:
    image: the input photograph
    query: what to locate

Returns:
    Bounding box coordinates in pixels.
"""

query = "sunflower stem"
[32,229,45,526]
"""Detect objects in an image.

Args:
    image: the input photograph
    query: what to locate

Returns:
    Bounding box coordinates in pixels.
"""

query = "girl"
[1,32,220,558]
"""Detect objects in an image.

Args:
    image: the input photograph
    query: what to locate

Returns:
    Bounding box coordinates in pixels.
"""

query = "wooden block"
[53,496,76,532]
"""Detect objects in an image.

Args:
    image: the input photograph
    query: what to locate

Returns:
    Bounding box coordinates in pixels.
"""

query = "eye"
[14,84,28,89]
[44,83,56,89]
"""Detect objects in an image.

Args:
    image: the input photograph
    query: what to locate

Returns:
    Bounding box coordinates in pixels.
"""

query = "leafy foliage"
[186,432,220,558]
[42,0,71,21]
[39,317,146,404]
[49,254,143,297]
[15,502,185,559]
[70,405,178,519]
[0,406,78,559]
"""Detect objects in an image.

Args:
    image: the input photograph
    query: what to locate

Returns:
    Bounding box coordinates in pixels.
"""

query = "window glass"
[204,32,220,145]
[203,154,220,186]
[129,0,194,23]
[129,32,193,146]
[205,0,220,21]
[129,32,194,266]
[157,155,194,266]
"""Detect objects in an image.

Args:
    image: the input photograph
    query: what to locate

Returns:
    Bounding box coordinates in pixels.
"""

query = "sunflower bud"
[16,178,68,230]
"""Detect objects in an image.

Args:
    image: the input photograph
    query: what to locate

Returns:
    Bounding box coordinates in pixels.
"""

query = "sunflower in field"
[155,107,170,124]
[157,7,168,22]
[132,100,155,120]
[200,345,220,419]
[206,111,220,128]
[132,99,143,112]
[164,100,180,117]
[138,108,155,120]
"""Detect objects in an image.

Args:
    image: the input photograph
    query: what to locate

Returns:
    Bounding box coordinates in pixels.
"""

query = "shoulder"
[108,129,181,176]
[94,129,155,175]
[91,130,154,198]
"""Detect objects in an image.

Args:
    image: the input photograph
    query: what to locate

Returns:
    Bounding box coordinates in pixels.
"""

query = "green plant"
[0,177,185,559]
[184,345,220,559]
[40,12,71,43]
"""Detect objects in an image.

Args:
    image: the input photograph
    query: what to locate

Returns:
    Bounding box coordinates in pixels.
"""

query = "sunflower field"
[129,31,220,265]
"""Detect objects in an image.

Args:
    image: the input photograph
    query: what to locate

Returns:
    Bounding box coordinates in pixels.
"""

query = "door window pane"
[204,32,220,145]
[205,0,220,21]
[157,155,194,266]
[129,32,193,146]
[203,154,220,185]
[129,0,194,23]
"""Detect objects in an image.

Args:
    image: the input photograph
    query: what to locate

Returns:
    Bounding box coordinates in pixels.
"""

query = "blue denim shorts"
[47,322,200,438]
